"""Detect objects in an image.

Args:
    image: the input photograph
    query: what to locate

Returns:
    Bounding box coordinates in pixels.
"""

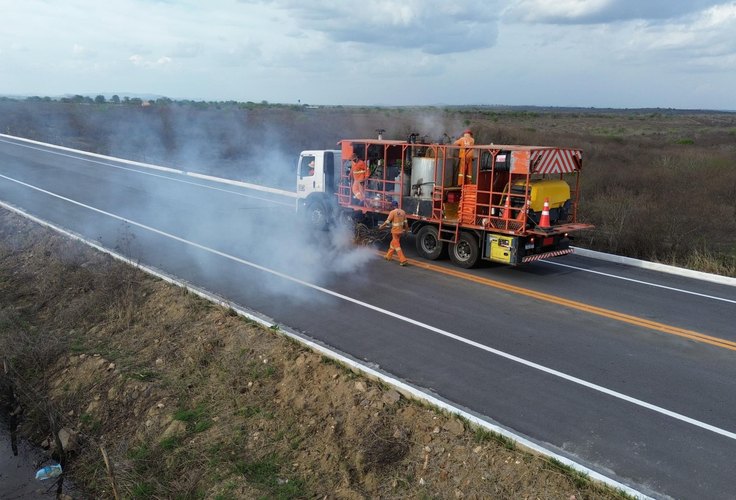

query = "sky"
[1,0,735,109]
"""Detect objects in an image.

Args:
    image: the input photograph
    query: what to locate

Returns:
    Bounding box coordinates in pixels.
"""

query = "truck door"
[297,153,320,197]
[324,152,336,195]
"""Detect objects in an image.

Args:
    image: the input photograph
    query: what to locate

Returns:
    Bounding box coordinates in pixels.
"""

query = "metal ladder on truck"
[432,186,459,244]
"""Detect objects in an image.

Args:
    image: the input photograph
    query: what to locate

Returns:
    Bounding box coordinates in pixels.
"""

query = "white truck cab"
[296,149,342,228]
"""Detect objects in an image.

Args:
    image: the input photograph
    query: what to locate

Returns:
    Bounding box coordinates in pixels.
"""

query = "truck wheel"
[305,201,329,230]
[449,232,479,268]
[416,225,446,260]
[337,209,355,228]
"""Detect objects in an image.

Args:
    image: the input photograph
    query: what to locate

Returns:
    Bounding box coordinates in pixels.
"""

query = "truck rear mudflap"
[521,248,574,263]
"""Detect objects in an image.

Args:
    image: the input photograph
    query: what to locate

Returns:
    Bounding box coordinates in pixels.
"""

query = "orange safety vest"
[352,160,369,182]
[388,208,407,234]
[455,135,475,159]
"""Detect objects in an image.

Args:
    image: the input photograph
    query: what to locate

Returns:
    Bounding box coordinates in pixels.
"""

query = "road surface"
[1,135,735,499]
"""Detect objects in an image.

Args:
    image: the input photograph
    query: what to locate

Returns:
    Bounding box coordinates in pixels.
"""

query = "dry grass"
[0,209,633,499]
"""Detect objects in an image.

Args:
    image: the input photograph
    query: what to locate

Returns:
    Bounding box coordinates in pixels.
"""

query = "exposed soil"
[0,207,630,499]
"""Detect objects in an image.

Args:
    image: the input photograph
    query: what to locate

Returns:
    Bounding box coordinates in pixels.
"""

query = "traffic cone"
[502,193,512,220]
[516,199,530,222]
[539,198,551,228]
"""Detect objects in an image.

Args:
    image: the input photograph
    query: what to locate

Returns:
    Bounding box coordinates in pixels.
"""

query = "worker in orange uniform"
[379,201,409,266]
[454,129,475,186]
[350,154,369,203]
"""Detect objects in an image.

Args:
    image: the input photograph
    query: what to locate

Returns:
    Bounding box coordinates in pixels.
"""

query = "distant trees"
[8,95,316,110]
[58,95,93,104]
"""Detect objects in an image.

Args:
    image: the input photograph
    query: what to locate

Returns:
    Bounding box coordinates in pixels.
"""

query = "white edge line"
[1,138,295,209]
[0,133,182,174]
[186,172,297,198]
[541,260,736,304]
[0,199,650,500]
[572,247,736,287]
[0,133,297,199]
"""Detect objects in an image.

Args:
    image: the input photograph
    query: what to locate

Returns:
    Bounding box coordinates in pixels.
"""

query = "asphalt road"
[1,136,735,499]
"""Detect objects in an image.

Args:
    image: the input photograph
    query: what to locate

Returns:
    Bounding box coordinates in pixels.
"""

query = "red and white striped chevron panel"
[530,149,582,174]
[522,248,574,263]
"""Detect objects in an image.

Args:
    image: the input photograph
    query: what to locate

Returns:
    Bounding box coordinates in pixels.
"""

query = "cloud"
[129,54,173,68]
[217,40,263,67]
[1,0,734,108]
[500,2,736,73]
[624,2,736,67]
[169,42,203,59]
[72,43,97,59]
[247,0,503,54]
[506,0,728,24]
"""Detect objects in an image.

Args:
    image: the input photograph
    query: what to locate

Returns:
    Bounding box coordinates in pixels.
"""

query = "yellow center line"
[381,251,736,352]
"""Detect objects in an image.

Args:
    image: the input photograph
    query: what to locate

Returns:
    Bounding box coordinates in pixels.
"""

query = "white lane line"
[541,260,736,304]
[0,138,295,208]
[2,171,736,444]
[0,200,650,500]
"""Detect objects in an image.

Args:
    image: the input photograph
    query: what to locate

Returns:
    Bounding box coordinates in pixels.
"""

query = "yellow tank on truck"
[513,179,570,212]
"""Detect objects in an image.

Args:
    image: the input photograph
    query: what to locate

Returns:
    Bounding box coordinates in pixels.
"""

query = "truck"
[296,135,593,268]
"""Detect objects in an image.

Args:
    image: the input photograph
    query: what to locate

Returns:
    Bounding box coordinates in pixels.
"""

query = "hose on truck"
[354,223,390,246]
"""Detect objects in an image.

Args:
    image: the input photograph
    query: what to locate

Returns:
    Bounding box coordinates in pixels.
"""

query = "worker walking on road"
[454,129,475,186]
[350,154,369,203]
[380,201,409,266]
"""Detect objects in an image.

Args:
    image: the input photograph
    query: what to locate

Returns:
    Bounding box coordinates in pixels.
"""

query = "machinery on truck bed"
[296,135,593,268]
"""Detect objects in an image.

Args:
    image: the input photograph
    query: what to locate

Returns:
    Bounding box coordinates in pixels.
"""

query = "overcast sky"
[1,0,735,109]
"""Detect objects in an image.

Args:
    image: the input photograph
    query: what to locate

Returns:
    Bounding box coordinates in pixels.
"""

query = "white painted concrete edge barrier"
[0,199,651,500]
[573,247,736,287]
[0,133,297,199]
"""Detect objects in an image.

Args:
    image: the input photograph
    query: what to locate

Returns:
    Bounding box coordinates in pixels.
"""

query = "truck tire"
[337,209,355,228]
[305,201,329,231]
[415,225,445,260]
[449,232,480,268]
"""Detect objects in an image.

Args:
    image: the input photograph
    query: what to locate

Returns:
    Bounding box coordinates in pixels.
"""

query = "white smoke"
[0,101,463,304]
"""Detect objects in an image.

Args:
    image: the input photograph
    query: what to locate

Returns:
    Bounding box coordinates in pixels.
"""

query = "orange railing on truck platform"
[336,139,590,237]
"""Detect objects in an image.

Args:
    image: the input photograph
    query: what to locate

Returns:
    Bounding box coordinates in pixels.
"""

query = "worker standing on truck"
[350,154,369,203]
[379,201,408,266]
[454,129,475,186]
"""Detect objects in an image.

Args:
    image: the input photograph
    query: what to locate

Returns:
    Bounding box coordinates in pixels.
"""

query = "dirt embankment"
[0,209,630,499]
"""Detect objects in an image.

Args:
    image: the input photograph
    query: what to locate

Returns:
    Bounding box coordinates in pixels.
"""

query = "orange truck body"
[297,137,593,267]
